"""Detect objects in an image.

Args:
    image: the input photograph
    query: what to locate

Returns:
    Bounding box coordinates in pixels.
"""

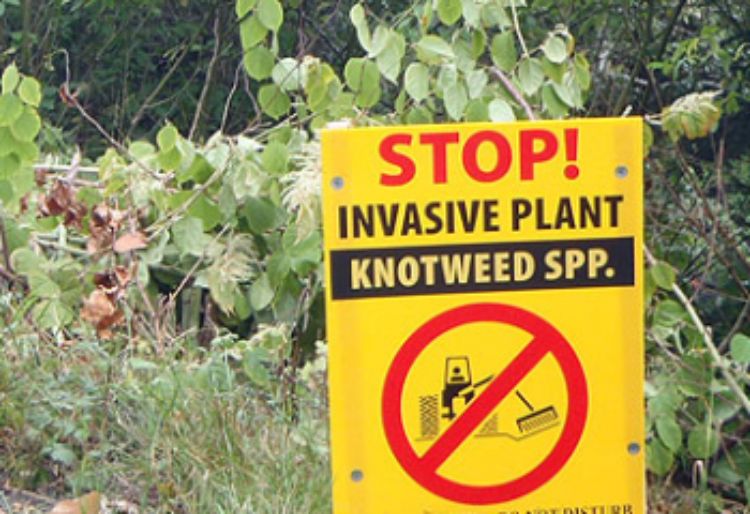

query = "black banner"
[329,237,635,300]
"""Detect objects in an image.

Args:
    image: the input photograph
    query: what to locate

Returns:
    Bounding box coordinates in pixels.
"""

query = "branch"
[644,246,750,417]
[490,67,536,121]
[189,12,222,141]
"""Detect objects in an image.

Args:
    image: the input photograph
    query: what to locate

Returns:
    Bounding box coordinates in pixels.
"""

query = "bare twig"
[221,62,244,133]
[189,12,222,141]
[490,67,536,121]
[509,0,529,57]
[645,246,750,417]
[0,216,13,276]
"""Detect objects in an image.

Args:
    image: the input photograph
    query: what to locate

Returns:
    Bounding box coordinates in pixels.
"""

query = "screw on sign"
[382,303,588,505]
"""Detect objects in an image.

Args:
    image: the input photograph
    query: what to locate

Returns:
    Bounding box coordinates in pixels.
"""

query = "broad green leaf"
[541,57,565,83]
[730,333,750,363]
[10,107,41,142]
[49,443,77,466]
[652,299,686,328]
[257,0,283,31]
[250,273,274,310]
[243,45,275,80]
[541,83,568,118]
[188,195,222,231]
[368,25,390,58]
[17,76,41,107]
[344,58,381,108]
[480,2,511,28]
[415,35,455,64]
[646,440,674,476]
[349,3,371,52]
[404,63,430,102]
[437,0,462,25]
[272,58,304,91]
[239,15,267,49]
[376,30,405,83]
[656,416,682,452]
[258,83,290,119]
[235,0,257,17]
[574,53,591,90]
[157,124,178,151]
[461,0,480,27]
[543,35,568,64]
[551,81,574,107]
[471,30,487,59]
[33,299,74,330]
[1,64,19,94]
[464,99,488,121]
[466,69,487,99]
[288,231,322,274]
[443,82,468,121]
[0,94,23,125]
[650,261,676,290]
[405,105,433,124]
[643,123,654,156]
[261,140,288,174]
[11,247,45,275]
[518,57,544,95]
[158,147,181,170]
[242,196,284,234]
[687,424,720,458]
[488,98,515,122]
[171,216,207,257]
[0,127,14,156]
[491,32,516,72]
[437,64,458,91]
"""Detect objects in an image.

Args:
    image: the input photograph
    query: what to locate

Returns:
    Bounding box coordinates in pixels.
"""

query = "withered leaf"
[49,491,102,514]
[113,232,148,253]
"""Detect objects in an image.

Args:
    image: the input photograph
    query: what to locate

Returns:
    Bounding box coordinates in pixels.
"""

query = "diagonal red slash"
[419,336,552,472]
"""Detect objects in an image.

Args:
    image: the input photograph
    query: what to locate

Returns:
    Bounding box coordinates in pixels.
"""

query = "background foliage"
[0,0,749,512]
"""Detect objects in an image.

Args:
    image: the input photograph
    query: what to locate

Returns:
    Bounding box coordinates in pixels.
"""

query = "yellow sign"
[322,119,645,513]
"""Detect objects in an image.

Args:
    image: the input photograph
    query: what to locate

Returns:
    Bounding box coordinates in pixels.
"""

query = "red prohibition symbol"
[382,303,588,505]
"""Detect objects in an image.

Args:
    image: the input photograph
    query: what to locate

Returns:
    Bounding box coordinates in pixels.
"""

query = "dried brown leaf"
[113,232,147,253]
[49,492,101,514]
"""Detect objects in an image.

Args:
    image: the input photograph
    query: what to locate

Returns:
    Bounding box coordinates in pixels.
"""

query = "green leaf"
[650,261,676,290]
[416,35,455,64]
[258,84,290,119]
[541,83,568,118]
[250,273,275,310]
[656,416,682,452]
[437,0,462,25]
[646,440,674,476]
[443,82,468,121]
[0,94,23,125]
[344,58,381,108]
[257,0,283,31]
[551,81,574,107]
[261,140,288,174]
[2,64,19,94]
[574,53,591,91]
[188,195,222,231]
[235,0,257,18]
[17,77,41,107]
[488,98,515,122]
[687,424,720,458]
[491,32,517,72]
[404,63,430,102]
[242,196,284,234]
[376,30,405,83]
[652,299,686,328]
[272,58,304,91]
[466,69,487,99]
[464,99,488,121]
[730,333,750,363]
[171,216,207,257]
[288,231,322,274]
[243,45,275,80]
[239,15,267,49]
[349,3,371,52]
[518,57,544,96]
[542,35,568,64]
[157,124,178,151]
[49,443,77,466]
[368,25,390,58]
[33,299,74,330]
[461,0,480,27]
[10,107,41,142]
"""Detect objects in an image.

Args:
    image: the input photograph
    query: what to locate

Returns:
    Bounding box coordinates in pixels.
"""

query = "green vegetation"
[0,0,748,512]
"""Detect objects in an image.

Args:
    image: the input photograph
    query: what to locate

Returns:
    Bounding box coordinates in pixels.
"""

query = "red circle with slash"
[382,303,588,505]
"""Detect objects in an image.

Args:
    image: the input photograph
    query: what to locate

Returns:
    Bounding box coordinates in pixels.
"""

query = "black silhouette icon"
[415,356,559,441]
[441,357,493,420]
[515,390,559,433]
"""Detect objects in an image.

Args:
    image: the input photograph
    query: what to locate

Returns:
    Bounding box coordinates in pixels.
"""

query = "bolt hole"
[351,469,364,482]
[331,176,345,189]
[615,165,629,178]
[627,442,641,455]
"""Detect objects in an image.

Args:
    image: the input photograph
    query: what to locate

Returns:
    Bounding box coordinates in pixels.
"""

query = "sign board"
[322,119,645,514]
